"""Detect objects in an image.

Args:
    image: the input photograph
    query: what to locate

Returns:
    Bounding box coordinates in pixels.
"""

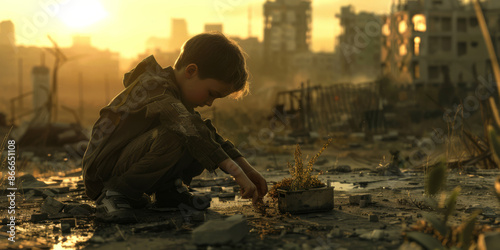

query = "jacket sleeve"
[148,97,230,172]
[202,117,243,160]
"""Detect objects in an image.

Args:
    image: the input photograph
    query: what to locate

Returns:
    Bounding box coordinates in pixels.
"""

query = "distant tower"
[31,65,50,126]
[248,5,252,38]
[263,0,312,75]
[170,19,189,50]
[72,35,91,48]
[204,23,223,33]
[0,20,15,46]
[0,20,17,91]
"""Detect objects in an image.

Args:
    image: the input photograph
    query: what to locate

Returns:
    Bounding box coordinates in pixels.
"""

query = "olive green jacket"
[82,55,242,200]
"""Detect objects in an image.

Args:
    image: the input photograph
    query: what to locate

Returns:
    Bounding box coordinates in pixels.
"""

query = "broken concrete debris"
[30,213,49,223]
[41,197,65,215]
[349,194,372,205]
[369,214,379,222]
[360,229,385,241]
[61,223,71,234]
[192,214,248,245]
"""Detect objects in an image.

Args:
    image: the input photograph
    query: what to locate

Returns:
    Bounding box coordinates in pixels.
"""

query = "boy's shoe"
[151,179,211,211]
[95,190,147,224]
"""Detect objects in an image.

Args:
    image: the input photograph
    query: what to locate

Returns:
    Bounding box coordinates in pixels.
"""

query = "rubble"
[478,232,500,250]
[41,197,65,215]
[349,194,372,205]
[17,174,48,188]
[30,213,48,223]
[368,214,379,222]
[192,214,249,245]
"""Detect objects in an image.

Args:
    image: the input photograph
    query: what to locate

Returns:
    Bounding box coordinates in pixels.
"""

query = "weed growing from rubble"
[268,138,332,200]
[0,128,12,186]
[404,158,483,249]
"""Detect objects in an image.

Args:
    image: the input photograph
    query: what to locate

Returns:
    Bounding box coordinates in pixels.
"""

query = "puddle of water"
[328,181,355,191]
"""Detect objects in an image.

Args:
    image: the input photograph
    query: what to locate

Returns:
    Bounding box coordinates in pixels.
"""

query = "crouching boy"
[82,32,268,223]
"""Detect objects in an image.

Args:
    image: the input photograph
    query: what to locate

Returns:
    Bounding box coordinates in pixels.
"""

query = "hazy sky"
[1,0,392,58]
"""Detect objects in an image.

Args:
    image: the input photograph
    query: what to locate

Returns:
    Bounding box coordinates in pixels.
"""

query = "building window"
[442,17,452,31]
[458,42,467,56]
[399,20,408,34]
[441,37,452,52]
[414,36,421,56]
[429,36,439,53]
[429,66,440,79]
[470,17,478,27]
[412,14,427,32]
[413,62,420,79]
[399,44,407,55]
[428,17,439,32]
[457,18,467,32]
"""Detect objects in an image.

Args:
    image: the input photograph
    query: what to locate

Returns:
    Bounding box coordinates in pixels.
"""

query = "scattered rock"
[50,187,70,194]
[42,189,56,197]
[61,223,71,234]
[359,200,368,208]
[67,205,93,216]
[41,197,65,215]
[349,194,371,205]
[335,165,352,173]
[61,218,77,227]
[218,192,236,199]
[478,232,500,250]
[89,236,106,244]
[18,174,48,188]
[327,228,343,238]
[360,229,385,241]
[192,214,248,245]
[30,213,49,223]
[190,211,206,222]
[369,214,379,222]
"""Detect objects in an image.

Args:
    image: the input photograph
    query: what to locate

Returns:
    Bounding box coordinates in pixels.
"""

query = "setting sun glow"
[58,0,108,29]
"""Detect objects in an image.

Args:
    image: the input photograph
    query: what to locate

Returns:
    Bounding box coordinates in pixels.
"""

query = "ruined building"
[204,24,223,33]
[336,6,383,82]
[381,0,500,88]
[263,0,312,77]
[0,20,17,93]
[169,18,189,53]
[0,20,121,125]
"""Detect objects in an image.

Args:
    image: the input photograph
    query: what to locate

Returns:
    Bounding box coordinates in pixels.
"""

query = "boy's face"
[180,64,233,108]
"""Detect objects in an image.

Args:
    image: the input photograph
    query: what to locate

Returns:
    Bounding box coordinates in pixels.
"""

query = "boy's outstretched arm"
[219,158,259,204]
[233,157,268,199]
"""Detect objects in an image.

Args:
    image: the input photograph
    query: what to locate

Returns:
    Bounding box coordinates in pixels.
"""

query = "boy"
[82,32,268,223]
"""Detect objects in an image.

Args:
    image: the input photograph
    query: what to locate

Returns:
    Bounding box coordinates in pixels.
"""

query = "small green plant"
[268,138,333,200]
[405,161,482,249]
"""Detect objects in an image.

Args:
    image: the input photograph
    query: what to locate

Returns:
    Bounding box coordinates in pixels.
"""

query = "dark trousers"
[103,125,205,199]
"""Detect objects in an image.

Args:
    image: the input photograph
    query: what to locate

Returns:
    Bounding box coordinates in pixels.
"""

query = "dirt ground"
[1,139,500,250]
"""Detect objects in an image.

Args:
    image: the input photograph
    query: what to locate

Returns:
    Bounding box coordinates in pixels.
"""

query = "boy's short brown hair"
[174,32,249,98]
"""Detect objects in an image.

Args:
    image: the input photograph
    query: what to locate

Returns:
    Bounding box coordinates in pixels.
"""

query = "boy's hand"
[234,173,259,204]
[234,157,268,199]
[245,170,268,199]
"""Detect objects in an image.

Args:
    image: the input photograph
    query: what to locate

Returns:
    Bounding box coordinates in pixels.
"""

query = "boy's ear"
[185,64,198,79]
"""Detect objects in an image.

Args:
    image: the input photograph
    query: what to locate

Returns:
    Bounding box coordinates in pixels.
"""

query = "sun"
[58,0,108,29]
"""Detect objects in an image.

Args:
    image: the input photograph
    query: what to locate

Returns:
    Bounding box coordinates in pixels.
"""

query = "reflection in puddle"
[328,181,355,191]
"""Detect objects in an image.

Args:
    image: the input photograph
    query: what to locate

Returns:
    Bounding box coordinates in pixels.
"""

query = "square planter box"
[277,186,334,214]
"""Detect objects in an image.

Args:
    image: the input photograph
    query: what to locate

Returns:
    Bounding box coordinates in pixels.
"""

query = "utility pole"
[105,74,110,105]
[79,72,84,121]
[18,58,23,109]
